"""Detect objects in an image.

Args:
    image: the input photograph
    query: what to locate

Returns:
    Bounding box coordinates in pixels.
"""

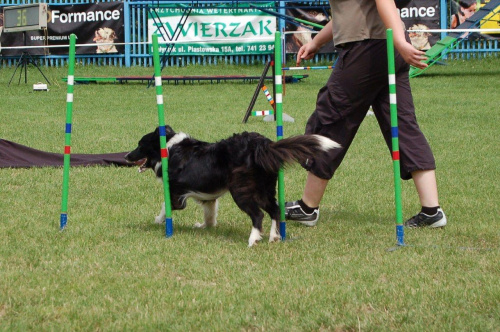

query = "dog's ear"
[165,125,176,135]
[153,126,175,138]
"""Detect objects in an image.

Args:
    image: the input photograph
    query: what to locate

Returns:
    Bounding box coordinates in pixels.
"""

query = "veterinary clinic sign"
[1,2,124,56]
[148,4,276,55]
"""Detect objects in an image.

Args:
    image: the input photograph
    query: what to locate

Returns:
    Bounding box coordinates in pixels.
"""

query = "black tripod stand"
[8,32,50,86]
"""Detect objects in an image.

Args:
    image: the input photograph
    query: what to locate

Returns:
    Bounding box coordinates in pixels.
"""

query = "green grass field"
[1,57,499,331]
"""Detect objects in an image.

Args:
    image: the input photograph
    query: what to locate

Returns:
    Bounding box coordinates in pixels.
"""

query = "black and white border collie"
[125,126,340,247]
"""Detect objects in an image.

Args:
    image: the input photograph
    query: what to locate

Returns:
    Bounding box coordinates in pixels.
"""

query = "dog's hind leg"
[154,202,166,224]
[246,208,265,247]
[264,199,281,243]
[194,199,218,228]
[232,196,264,247]
[248,225,263,247]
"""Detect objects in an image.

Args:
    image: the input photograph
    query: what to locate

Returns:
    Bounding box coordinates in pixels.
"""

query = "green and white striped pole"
[152,34,174,237]
[274,31,286,240]
[60,33,77,230]
[386,29,404,246]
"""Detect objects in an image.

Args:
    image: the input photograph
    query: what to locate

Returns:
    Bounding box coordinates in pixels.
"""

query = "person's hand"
[296,41,320,66]
[396,41,428,69]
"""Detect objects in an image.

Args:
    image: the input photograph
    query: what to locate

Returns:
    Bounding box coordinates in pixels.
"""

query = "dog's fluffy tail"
[255,135,340,173]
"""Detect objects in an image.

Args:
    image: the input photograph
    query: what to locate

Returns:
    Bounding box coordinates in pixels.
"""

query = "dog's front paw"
[269,233,281,243]
[194,222,206,229]
[248,228,263,247]
[269,220,281,243]
[269,220,281,242]
[154,203,166,224]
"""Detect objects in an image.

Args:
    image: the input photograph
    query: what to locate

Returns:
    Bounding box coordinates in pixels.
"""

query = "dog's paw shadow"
[126,219,193,234]
[128,219,252,244]
[128,221,167,233]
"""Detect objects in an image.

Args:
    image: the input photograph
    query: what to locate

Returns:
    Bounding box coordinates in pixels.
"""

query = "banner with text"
[148,4,276,55]
[0,2,124,56]
[399,0,440,50]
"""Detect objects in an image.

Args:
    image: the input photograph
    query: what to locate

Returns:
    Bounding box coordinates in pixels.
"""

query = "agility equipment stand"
[8,33,50,86]
[243,56,295,123]
[243,58,276,123]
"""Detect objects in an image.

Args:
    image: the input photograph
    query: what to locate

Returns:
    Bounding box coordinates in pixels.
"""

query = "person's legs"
[285,172,328,226]
[373,43,446,227]
[302,172,329,208]
[405,169,446,228]
[287,40,387,226]
[285,172,329,226]
[412,169,439,207]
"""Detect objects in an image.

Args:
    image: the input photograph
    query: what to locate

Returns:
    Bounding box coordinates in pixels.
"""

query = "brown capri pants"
[304,38,436,180]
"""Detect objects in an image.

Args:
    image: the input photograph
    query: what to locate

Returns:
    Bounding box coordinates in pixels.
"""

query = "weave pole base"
[263,113,295,122]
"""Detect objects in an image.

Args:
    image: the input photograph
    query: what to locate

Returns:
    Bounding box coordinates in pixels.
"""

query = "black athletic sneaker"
[285,201,319,226]
[404,208,447,228]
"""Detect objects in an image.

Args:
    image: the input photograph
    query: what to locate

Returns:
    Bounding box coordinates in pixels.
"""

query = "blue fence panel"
[451,38,499,59]
[0,0,498,67]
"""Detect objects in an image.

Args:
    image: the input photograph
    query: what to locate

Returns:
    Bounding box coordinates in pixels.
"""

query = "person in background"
[451,0,478,29]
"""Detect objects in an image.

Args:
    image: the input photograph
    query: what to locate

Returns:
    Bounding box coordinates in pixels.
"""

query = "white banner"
[148,4,276,55]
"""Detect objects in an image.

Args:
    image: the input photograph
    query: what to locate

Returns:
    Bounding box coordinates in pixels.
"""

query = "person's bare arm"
[375,0,427,69]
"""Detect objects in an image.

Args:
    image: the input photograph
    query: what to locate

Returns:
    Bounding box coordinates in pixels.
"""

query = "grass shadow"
[128,217,253,244]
